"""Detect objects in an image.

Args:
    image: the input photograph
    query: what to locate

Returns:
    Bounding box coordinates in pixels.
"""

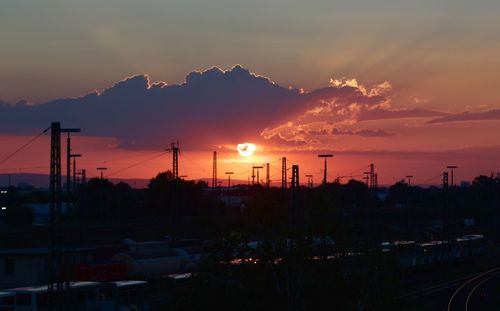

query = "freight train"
[380,234,485,268]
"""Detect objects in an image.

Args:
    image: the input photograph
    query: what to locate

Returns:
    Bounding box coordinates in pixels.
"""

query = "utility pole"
[291,165,299,188]
[305,174,313,188]
[363,172,371,186]
[252,166,263,185]
[290,165,300,231]
[96,167,107,180]
[225,171,233,207]
[405,175,414,186]
[447,165,458,187]
[165,142,181,244]
[212,151,217,192]
[61,128,80,196]
[281,157,287,189]
[442,171,449,235]
[265,163,270,188]
[70,154,81,196]
[96,167,107,220]
[443,172,449,191]
[225,172,234,189]
[49,124,82,311]
[369,163,375,189]
[48,122,62,310]
[80,169,86,185]
[171,142,180,179]
[318,154,333,185]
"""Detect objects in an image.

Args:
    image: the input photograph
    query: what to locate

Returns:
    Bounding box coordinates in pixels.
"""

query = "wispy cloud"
[426,109,500,124]
[331,128,394,137]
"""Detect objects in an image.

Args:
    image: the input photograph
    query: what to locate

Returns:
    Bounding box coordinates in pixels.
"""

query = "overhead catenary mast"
[281,157,287,189]
[70,154,82,195]
[212,151,217,192]
[265,163,270,188]
[48,122,62,309]
[291,165,299,188]
[252,165,263,185]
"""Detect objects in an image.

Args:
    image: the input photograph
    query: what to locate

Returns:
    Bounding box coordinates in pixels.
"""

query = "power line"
[181,152,207,173]
[0,165,49,172]
[106,151,168,177]
[82,150,166,167]
[0,127,50,166]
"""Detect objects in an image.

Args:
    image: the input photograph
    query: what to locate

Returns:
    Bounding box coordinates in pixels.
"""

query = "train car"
[382,234,486,270]
[454,234,485,258]
[380,241,417,268]
[89,280,149,311]
[6,282,100,311]
[0,292,15,311]
[112,249,194,278]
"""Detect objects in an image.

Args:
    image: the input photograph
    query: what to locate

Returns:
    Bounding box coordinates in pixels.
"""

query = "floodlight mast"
[318,154,333,185]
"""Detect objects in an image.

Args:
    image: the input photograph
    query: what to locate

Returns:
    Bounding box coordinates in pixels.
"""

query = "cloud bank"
[426,109,500,124]
[0,65,497,152]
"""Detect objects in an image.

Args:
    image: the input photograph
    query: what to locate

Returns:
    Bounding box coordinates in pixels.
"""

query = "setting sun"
[237,143,256,157]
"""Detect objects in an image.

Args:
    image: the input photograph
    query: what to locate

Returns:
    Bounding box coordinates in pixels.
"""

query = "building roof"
[6,282,100,293]
[126,249,179,260]
[109,280,147,288]
[168,273,192,280]
[0,247,92,256]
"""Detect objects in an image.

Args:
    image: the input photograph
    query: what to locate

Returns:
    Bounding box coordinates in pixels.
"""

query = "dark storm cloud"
[0,66,305,149]
[0,65,462,150]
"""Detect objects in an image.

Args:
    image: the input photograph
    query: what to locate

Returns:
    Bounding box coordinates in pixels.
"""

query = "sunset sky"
[1,0,499,186]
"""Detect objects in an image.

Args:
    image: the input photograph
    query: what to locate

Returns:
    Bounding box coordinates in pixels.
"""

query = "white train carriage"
[89,280,149,311]
[6,282,100,311]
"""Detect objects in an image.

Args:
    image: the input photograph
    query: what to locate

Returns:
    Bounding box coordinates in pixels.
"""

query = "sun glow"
[237,143,256,157]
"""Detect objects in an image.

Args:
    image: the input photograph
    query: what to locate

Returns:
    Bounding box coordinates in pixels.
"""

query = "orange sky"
[1,2,499,187]
[1,133,498,188]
